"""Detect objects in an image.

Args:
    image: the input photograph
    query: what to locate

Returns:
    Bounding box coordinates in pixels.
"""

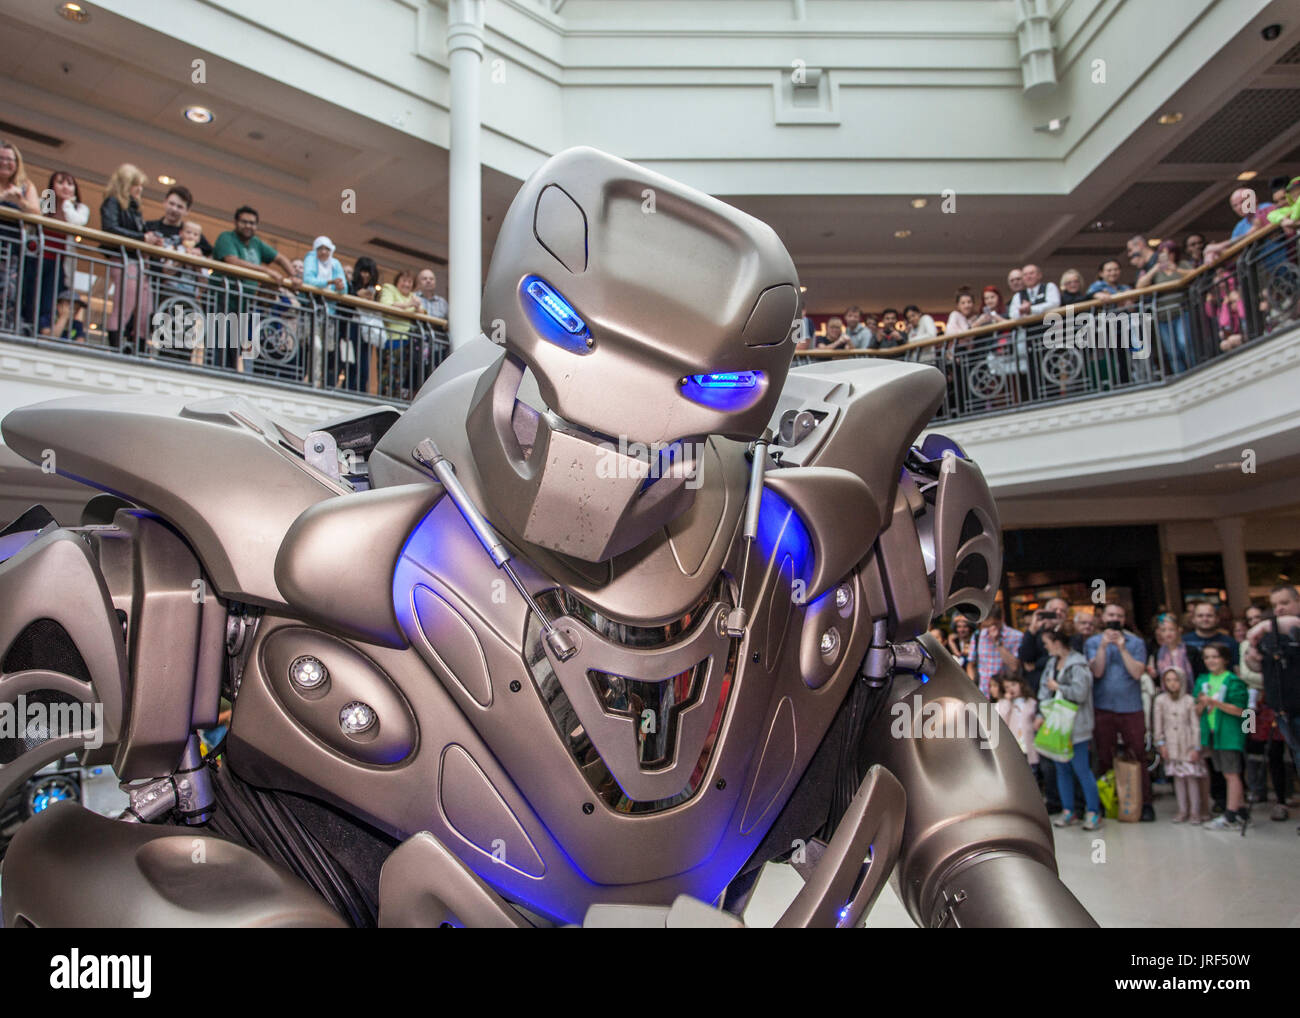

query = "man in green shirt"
[210,205,296,368]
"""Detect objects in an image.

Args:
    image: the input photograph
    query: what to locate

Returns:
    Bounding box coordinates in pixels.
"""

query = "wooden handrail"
[800,219,1288,358]
[0,204,448,328]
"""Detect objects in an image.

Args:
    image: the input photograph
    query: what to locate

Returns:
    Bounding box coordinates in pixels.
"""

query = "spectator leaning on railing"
[0,140,40,213]
[1126,234,1157,281]
[35,170,89,336]
[415,267,448,320]
[903,304,939,366]
[99,163,157,353]
[1008,264,1060,399]
[840,305,869,348]
[875,307,904,350]
[1086,258,1132,300]
[1059,269,1086,304]
[143,185,213,257]
[210,205,296,370]
[818,315,852,351]
[1006,267,1023,299]
[1137,239,1192,374]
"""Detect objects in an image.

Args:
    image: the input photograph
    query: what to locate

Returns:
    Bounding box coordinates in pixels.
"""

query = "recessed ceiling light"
[1148,238,1161,247]
[894,229,911,239]
[1157,112,1183,125]
[910,198,928,209]
[1236,170,1258,181]
[799,285,808,293]
[57,3,90,23]
[183,105,214,125]
[157,175,176,186]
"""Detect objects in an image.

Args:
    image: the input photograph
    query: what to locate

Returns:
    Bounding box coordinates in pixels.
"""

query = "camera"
[1104,619,1124,631]
[1035,609,1059,621]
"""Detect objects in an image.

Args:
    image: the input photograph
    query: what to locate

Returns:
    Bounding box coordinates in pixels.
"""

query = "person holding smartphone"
[1085,602,1154,820]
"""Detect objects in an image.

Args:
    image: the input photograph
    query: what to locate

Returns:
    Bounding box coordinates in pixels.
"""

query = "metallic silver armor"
[0,147,1093,928]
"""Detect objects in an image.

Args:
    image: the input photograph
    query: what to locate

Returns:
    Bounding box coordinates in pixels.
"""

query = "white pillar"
[447,0,484,350]
[1214,516,1250,615]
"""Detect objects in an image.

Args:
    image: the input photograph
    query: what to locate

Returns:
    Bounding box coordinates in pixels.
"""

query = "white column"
[1214,516,1250,615]
[447,0,485,350]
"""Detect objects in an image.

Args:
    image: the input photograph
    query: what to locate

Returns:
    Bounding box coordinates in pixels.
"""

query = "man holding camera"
[1086,602,1155,820]
[1245,584,1300,833]
[966,604,1022,697]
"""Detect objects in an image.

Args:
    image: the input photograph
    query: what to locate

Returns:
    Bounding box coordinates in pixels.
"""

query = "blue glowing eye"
[689,371,759,388]
[525,277,586,335]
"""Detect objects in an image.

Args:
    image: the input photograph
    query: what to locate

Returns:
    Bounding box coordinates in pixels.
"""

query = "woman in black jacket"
[99,163,159,351]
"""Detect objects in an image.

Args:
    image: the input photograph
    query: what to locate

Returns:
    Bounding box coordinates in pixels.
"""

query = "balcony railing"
[796,221,1300,421]
[0,205,448,404]
[4,205,1297,419]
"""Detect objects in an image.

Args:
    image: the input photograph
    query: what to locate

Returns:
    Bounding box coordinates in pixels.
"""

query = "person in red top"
[37,171,90,336]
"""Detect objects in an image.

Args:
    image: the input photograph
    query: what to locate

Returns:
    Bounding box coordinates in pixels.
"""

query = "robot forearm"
[860,638,1097,928]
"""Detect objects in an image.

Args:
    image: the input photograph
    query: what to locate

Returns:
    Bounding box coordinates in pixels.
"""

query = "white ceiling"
[0,2,1297,311]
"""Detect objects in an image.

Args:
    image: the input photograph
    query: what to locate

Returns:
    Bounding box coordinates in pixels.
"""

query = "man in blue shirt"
[1086,602,1154,820]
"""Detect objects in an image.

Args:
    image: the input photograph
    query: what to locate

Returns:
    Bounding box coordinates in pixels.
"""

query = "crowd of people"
[0,142,448,396]
[939,585,1300,836]
[799,177,1300,403]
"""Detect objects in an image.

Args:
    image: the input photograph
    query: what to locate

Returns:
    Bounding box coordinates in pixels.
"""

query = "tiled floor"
[744,785,1300,928]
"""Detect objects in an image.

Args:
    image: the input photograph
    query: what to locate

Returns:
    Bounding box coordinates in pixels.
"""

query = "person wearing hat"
[301,237,349,380]
[302,236,346,295]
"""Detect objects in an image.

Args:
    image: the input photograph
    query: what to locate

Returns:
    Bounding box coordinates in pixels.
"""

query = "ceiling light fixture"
[183,105,214,125]
[157,175,176,186]
[1236,170,1258,181]
[894,229,911,239]
[911,198,928,209]
[57,3,90,23]
[1157,112,1183,126]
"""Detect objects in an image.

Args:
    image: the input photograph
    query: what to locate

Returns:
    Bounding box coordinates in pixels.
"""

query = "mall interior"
[0,0,1297,931]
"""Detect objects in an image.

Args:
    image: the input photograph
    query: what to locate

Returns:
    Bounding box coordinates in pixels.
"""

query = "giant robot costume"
[0,147,1094,928]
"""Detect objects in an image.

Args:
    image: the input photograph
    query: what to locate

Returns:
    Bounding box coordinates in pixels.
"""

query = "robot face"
[481,146,801,448]
[471,147,802,563]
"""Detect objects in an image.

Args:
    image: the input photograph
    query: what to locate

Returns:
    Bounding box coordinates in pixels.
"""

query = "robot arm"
[859,639,1096,928]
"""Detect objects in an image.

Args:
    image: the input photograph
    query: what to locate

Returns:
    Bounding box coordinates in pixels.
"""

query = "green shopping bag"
[1032,696,1079,763]
[1096,769,1118,819]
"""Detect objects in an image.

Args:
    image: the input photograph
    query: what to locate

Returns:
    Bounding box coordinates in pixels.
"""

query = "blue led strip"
[525,277,586,334]
[689,371,759,389]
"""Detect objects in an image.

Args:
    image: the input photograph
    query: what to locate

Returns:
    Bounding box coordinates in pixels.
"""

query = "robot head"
[468,146,801,563]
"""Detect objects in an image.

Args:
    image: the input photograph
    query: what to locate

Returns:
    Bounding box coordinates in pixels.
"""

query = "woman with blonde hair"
[0,140,40,212]
[99,163,161,351]
[1,141,42,329]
